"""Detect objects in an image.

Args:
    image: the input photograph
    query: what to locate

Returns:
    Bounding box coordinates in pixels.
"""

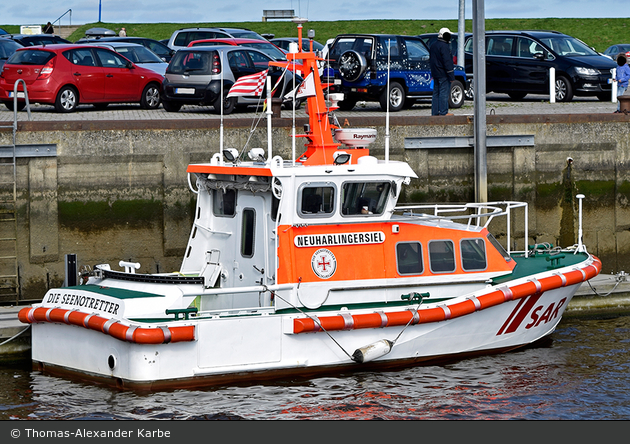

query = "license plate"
[8,92,25,98]
[175,88,195,95]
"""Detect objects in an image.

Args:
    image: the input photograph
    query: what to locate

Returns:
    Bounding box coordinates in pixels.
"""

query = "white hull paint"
[25,259,592,389]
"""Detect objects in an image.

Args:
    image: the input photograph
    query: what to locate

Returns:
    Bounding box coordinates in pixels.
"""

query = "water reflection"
[1,316,629,420]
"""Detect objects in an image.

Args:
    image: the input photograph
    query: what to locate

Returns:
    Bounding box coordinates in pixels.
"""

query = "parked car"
[603,44,630,59]
[167,27,266,50]
[161,45,301,114]
[0,28,8,35]
[188,38,287,61]
[0,38,21,71]
[0,33,70,46]
[270,37,325,53]
[462,30,617,101]
[76,36,176,62]
[0,44,164,112]
[324,33,467,111]
[78,41,169,76]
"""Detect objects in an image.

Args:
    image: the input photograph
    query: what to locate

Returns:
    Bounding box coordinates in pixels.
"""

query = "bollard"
[271,98,282,116]
[549,67,556,103]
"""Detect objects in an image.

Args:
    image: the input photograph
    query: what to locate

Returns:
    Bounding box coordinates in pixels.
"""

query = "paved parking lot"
[0,93,618,123]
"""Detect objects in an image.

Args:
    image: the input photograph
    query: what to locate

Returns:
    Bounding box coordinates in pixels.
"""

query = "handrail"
[394,201,529,257]
[52,9,72,28]
[12,79,31,130]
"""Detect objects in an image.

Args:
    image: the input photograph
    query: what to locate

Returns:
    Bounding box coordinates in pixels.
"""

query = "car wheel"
[140,83,161,109]
[212,93,236,115]
[449,80,465,108]
[3,101,26,111]
[555,76,573,102]
[379,81,405,112]
[339,50,367,82]
[161,100,182,112]
[508,92,528,100]
[55,86,78,113]
[337,97,357,111]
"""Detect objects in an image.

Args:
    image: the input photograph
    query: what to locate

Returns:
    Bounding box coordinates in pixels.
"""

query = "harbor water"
[1,313,628,420]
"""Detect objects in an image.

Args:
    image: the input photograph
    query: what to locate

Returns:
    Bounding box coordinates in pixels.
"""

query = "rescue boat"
[18,28,601,390]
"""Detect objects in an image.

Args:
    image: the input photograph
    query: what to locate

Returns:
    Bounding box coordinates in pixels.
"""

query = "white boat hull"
[24,259,594,390]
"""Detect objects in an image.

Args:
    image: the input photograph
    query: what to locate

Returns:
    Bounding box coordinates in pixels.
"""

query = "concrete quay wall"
[1,113,630,301]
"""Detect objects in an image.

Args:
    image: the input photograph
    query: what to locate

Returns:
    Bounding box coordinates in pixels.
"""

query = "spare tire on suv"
[326,34,468,111]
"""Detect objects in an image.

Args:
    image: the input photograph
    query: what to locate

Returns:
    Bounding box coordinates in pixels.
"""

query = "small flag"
[284,72,316,101]
[227,69,268,97]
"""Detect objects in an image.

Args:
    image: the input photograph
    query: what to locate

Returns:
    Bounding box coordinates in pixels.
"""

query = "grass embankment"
[1,18,628,52]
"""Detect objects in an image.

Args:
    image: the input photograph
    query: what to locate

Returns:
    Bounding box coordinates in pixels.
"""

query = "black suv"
[325,34,467,111]
[0,34,70,46]
[462,30,617,101]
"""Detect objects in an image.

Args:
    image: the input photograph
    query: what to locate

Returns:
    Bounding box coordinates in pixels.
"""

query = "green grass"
[2,18,628,52]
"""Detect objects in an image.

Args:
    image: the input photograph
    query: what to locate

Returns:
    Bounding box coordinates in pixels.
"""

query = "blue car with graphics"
[325,34,467,111]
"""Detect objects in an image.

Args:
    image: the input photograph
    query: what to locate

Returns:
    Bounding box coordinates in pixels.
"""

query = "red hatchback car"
[0,44,164,112]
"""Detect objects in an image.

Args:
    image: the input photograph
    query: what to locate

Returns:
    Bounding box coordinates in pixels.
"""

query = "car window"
[7,49,55,65]
[245,49,271,70]
[115,46,162,63]
[487,36,514,56]
[0,40,21,59]
[539,36,598,57]
[330,37,374,60]
[167,50,215,74]
[377,37,401,58]
[228,50,253,71]
[242,42,286,61]
[64,48,97,66]
[403,38,429,61]
[174,31,231,47]
[95,48,129,68]
[516,37,545,59]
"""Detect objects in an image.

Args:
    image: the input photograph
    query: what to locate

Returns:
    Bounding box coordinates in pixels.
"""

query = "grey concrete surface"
[0,93,620,123]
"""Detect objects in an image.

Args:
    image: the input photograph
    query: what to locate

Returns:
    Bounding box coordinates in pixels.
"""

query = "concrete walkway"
[0,93,621,123]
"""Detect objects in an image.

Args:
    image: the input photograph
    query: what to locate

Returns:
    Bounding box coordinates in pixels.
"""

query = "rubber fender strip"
[17,307,195,344]
[292,256,602,334]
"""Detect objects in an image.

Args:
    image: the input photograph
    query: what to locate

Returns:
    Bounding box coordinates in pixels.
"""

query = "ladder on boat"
[0,80,31,303]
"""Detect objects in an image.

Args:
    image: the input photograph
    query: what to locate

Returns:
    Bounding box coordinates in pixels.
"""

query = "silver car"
[81,41,168,76]
[161,45,301,114]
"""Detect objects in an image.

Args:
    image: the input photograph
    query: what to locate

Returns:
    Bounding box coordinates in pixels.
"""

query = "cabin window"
[396,242,423,275]
[299,184,336,217]
[461,238,487,271]
[241,208,255,258]
[486,233,512,261]
[213,189,236,217]
[341,181,391,216]
[428,240,456,273]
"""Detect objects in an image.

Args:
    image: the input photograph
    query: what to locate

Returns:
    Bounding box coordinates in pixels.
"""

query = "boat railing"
[394,201,529,256]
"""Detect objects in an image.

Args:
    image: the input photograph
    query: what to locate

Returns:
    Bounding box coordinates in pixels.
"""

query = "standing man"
[119,27,127,37]
[429,27,455,116]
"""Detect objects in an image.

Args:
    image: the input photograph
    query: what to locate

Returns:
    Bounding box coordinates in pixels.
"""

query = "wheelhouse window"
[341,181,391,216]
[460,239,487,271]
[396,242,423,275]
[241,208,255,258]
[212,189,236,217]
[299,185,335,217]
[429,240,456,273]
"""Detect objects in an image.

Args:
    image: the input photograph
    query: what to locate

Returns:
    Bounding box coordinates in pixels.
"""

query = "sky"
[0,0,613,26]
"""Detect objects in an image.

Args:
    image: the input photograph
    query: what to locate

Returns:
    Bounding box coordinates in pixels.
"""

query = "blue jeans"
[618,84,628,111]
[431,77,451,116]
